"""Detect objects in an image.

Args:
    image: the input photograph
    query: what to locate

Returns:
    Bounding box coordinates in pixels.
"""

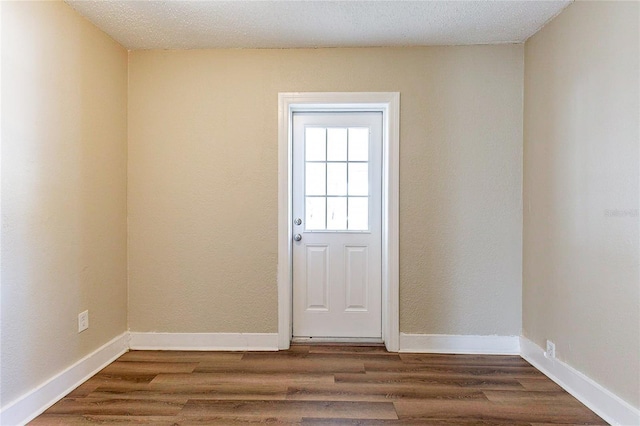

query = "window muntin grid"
[304,126,369,231]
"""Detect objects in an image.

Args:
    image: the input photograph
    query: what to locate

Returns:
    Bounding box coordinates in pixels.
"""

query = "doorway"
[292,112,383,339]
[277,92,400,351]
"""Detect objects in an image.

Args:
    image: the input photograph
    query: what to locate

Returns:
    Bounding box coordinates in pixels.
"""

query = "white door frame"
[277,92,400,351]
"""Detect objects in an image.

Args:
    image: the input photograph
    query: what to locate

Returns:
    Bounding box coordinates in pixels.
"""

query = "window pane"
[305,127,326,161]
[306,197,326,230]
[348,197,368,230]
[327,197,347,230]
[326,163,347,196]
[348,163,368,196]
[306,163,326,196]
[327,128,347,161]
[348,128,368,161]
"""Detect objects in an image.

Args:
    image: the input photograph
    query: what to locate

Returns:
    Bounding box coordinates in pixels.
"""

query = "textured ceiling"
[65,1,572,50]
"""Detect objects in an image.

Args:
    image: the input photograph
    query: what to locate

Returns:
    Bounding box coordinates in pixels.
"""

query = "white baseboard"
[520,337,640,426]
[128,332,279,351]
[0,332,129,426]
[399,333,520,354]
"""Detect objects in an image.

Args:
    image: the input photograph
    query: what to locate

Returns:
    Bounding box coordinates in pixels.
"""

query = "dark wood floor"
[30,345,606,425]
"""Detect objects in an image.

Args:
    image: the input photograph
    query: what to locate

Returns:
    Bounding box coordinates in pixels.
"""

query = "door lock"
[294,218,302,226]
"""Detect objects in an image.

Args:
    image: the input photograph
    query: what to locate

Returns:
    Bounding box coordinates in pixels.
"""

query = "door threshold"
[291,337,384,345]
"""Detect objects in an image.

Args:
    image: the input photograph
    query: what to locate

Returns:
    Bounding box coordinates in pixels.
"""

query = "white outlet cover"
[545,340,555,359]
[78,310,89,333]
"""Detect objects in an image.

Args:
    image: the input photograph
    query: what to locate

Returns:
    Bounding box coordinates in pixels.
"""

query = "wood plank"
[30,415,302,426]
[517,377,565,391]
[302,419,533,425]
[529,424,604,426]
[65,381,101,398]
[483,390,586,406]
[29,414,179,425]
[394,400,606,424]
[171,416,302,425]
[90,373,158,385]
[399,353,530,366]
[151,372,335,386]
[286,383,488,402]
[119,350,244,363]
[364,360,543,378]
[307,345,393,355]
[180,400,398,420]
[335,372,527,390]
[43,398,186,416]
[243,345,311,357]
[240,351,310,360]
[100,361,199,375]
[90,382,288,401]
[242,351,401,362]
[194,357,365,374]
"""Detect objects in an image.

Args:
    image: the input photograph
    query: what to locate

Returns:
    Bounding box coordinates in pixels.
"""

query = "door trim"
[277,92,400,351]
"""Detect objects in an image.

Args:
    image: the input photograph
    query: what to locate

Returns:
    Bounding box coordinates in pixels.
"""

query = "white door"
[292,112,382,339]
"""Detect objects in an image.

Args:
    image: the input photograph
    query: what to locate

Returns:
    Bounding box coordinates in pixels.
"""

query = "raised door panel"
[305,245,329,311]
[345,246,368,312]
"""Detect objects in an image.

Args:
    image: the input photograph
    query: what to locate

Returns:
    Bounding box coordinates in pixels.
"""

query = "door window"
[304,127,370,231]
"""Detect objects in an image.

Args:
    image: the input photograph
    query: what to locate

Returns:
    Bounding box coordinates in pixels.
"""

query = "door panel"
[292,112,382,339]
[305,245,329,311]
[345,245,369,311]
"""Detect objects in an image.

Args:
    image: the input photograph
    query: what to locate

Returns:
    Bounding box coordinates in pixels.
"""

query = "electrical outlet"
[545,340,555,359]
[78,310,89,333]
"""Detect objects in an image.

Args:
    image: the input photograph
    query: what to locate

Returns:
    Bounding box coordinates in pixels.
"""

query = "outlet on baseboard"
[78,310,89,333]
[545,339,555,359]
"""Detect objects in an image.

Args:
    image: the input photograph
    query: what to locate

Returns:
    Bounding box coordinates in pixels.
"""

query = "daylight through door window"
[304,126,369,231]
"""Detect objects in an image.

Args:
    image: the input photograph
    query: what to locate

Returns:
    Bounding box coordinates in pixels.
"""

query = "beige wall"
[128,46,524,335]
[1,1,128,404]
[524,1,639,408]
